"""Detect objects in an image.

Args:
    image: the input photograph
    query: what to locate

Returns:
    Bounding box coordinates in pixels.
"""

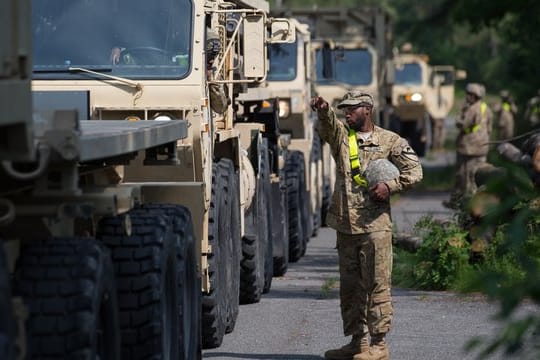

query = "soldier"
[524,89,540,129]
[446,83,491,208]
[311,91,423,360]
[493,90,517,140]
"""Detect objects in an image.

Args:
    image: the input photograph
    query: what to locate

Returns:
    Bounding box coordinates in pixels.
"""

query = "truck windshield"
[32,0,193,80]
[395,63,422,85]
[267,41,297,81]
[316,48,372,86]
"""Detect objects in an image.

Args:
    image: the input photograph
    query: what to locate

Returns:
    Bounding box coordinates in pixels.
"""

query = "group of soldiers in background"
[443,82,540,207]
[443,82,540,208]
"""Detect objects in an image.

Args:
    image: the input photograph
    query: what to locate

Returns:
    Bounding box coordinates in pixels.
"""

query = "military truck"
[272,6,395,126]
[1,0,293,357]
[266,18,336,275]
[391,45,465,155]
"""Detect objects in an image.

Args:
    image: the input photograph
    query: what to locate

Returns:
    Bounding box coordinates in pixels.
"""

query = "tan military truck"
[272,6,395,125]
[266,18,328,274]
[391,45,465,155]
[1,0,293,357]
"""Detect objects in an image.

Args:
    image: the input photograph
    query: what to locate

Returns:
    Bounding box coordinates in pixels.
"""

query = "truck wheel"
[272,162,289,277]
[261,139,274,294]
[241,139,272,302]
[13,238,120,359]
[202,159,240,347]
[98,211,179,359]
[137,204,201,360]
[0,241,16,360]
[218,159,241,334]
[286,152,306,262]
[310,136,322,237]
[321,182,331,227]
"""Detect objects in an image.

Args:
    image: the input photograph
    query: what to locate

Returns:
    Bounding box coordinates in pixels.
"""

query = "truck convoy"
[1,0,302,358]
[391,43,464,155]
[266,18,325,273]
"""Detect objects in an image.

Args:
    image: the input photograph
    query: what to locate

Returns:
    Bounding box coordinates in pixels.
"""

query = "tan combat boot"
[353,335,389,360]
[324,334,370,360]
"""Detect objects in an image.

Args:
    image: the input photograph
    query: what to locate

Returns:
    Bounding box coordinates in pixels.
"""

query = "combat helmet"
[465,83,483,99]
[364,159,399,188]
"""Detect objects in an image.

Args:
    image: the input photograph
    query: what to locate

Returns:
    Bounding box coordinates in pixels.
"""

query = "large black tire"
[202,159,240,348]
[261,140,274,294]
[241,139,272,303]
[221,160,241,334]
[285,151,306,263]
[98,211,179,359]
[321,182,331,227]
[310,135,323,237]
[14,238,121,359]
[0,242,16,360]
[138,204,201,360]
[271,161,289,277]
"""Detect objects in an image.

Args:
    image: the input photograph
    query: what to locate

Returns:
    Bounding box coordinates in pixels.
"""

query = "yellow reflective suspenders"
[348,128,368,187]
[465,102,487,134]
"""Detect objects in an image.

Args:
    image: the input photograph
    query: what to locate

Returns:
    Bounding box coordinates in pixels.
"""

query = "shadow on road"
[204,353,324,359]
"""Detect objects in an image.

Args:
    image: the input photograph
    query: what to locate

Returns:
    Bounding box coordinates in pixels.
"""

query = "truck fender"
[240,150,256,211]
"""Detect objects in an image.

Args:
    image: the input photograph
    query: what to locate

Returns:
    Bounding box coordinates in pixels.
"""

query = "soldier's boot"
[353,335,389,360]
[324,334,370,360]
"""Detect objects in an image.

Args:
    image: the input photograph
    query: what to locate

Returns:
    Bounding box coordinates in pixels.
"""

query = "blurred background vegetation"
[270,0,540,133]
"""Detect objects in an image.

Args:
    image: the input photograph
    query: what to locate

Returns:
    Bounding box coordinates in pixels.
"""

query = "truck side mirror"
[269,18,296,44]
[385,60,395,85]
[243,14,266,78]
[322,42,333,79]
[455,69,467,80]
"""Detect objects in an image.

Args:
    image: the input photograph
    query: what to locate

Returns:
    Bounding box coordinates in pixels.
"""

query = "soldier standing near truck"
[494,90,517,140]
[311,91,422,360]
[446,83,492,208]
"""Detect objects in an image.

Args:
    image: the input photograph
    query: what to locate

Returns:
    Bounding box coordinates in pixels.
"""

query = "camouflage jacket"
[456,100,492,156]
[316,107,423,234]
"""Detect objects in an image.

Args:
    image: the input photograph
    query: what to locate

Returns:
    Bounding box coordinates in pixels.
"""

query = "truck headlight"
[279,100,290,118]
[410,93,423,102]
[153,113,173,121]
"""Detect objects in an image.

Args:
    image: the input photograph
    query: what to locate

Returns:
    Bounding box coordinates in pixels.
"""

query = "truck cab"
[392,49,462,155]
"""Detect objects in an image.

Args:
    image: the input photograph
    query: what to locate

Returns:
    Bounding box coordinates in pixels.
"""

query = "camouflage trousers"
[337,231,393,338]
[453,154,486,199]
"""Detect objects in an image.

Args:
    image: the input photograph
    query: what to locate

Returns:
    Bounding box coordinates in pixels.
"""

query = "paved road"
[203,152,538,359]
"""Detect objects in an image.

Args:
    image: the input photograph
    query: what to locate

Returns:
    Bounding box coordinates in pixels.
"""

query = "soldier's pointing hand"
[311,96,329,112]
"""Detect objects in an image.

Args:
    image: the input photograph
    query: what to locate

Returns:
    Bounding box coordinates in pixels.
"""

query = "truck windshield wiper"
[33,66,143,91]
[33,66,112,73]
[68,67,143,90]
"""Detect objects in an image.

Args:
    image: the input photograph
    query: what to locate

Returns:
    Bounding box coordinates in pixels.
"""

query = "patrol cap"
[336,91,374,109]
[465,83,483,98]
[500,89,510,99]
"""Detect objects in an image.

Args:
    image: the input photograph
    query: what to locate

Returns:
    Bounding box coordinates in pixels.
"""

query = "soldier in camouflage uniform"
[493,90,517,140]
[311,91,423,360]
[524,89,540,129]
[446,83,491,208]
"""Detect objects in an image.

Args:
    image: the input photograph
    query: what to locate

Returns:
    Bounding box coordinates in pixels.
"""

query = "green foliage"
[412,217,471,290]
[392,216,471,290]
[455,161,540,358]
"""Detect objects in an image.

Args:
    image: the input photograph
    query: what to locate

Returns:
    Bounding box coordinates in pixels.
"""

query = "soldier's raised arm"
[311,96,346,155]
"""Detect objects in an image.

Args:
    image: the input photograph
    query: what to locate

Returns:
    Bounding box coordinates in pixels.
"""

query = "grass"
[320,276,339,299]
